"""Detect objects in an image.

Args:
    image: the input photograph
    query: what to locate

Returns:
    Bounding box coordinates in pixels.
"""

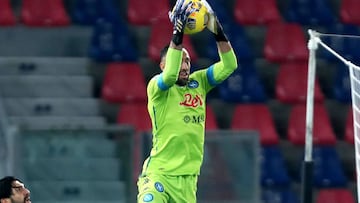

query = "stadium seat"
[148,18,198,62]
[117,103,151,132]
[206,24,254,61]
[0,0,16,26]
[88,18,138,62]
[316,188,356,203]
[312,146,348,187]
[206,106,218,130]
[71,0,122,25]
[21,0,70,26]
[333,63,351,103]
[320,24,360,63]
[101,63,147,104]
[127,0,170,25]
[234,0,281,25]
[264,23,308,63]
[276,62,324,104]
[340,0,360,25]
[231,104,279,145]
[345,107,354,145]
[287,104,336,146]
[285,0,336,26]
[262,188,300,203]
[261,146,291,187]
[218,62,267,103]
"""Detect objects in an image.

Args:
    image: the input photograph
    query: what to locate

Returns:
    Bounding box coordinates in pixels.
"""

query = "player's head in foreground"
[159,45,191,86]
[0,176,31,203]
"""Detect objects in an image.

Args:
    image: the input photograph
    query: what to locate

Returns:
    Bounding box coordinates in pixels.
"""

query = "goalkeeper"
[137,0,237,202]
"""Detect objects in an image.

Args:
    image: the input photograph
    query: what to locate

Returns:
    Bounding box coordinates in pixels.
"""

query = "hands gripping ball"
[171,0,209,35]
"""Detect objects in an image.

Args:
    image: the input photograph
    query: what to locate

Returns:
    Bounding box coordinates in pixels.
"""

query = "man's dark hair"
[160,45,170,61]
[0,176,19,199]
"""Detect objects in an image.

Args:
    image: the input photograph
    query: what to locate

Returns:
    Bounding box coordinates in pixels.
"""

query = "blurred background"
[0,0,359,202]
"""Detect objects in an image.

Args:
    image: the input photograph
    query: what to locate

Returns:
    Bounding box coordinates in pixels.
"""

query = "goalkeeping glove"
[202,0,229,42]
[169,0,196,45]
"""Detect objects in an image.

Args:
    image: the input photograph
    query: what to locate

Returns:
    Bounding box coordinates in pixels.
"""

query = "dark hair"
[0,176,20,199]
[160,45,170,61]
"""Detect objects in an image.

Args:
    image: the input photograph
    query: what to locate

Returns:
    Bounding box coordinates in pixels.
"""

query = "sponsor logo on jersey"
[143,193,154,202]
[183,114,205,124]
[180,93,203,107]
[154,182,164,192]
[188,80,199,88]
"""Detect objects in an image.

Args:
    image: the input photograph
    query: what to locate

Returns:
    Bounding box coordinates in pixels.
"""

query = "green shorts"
[137,174,198,203]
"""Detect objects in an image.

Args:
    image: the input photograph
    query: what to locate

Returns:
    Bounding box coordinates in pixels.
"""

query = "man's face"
[176,49,191,86]
[9,181,31,203]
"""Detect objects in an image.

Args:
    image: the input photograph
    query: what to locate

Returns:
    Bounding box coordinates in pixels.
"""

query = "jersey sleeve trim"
[157,73,170,91]
[206,65,218,86]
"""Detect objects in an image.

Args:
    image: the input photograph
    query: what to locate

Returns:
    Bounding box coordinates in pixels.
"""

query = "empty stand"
[116,103,151,132]
[101,63,147,103]
[333,63,351,103]
[0,0,16,26]
[264,23,308,63]
[234,0,281,25]
[276,62,324,104]
[206,105,218,130]
[71,0,123,25]
[285,0,336,26]
[316,188,355,203]
[127,0,170,25]
[21,0,70,26]
[218,62,267,103]
[340,0,360,25]
[320,24,360,63]
[312,146,348,187]
[287,104,336,146]
[148,18,198,62]
[261,146,291,187]
[88,18,138,62]
[231,104,279,145]
[345,107,354,144]
[262,188,300,203]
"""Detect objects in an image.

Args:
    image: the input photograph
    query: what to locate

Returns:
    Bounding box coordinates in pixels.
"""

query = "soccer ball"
[179,0,209,35]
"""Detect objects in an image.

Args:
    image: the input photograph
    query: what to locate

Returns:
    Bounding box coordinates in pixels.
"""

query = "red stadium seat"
[101,63,147,103]
[127,0,170,25]
[231,104,279,145]
[206,105,218,130]
[288,104,337,146]
[276,62,324,104]
[21,0,70,26]
[234,0,281,25]
[340,0,360,25]
[264,22,308,63]
[345,107,354,144]
[316,188,356,203]
[117,103,151,132]
[148,18,198,62]
[0,0,16,26]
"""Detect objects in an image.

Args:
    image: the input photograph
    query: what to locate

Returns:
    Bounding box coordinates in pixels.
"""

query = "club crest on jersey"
[188,80,199,88]
[154,182,164,192]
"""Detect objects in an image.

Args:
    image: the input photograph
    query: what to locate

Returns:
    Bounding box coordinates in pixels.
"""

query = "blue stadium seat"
[205,0,253,61]
[88,18,138,62]
[262,188,300,203]
[285,0,336,26]
[71,0,121,25]
[320,24,360,63]
[333,63,351,103]
[261,146,291,188]
[312,146,348,188]
[218,62,267,103]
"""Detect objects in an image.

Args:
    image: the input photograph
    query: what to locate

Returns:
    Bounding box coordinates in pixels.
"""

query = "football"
[173,0,209,35]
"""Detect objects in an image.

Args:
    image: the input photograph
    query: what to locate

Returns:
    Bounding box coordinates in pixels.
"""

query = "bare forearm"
[216,41,232,53]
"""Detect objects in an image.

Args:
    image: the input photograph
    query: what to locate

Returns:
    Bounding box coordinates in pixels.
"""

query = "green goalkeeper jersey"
[142,47,237,176]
